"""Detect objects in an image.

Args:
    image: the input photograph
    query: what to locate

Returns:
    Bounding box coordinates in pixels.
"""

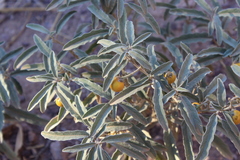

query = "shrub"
[2,0,240,159]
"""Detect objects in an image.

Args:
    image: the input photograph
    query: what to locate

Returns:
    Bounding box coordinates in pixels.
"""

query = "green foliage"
[3,0,240,159]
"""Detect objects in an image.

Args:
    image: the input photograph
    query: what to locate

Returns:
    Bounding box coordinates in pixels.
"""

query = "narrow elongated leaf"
[169,33,211,44]
[132,32,151,47]
[181,96,203,135]
[63,29,109,51]
[163,129,180,160]
[181,122,194,160]
[163,90,176,104]
[194,0,212,14]
[145,13,161,34]
[46,0,64,10]
[177,54,193,87]
[14,46,38,69]
[6,79,20,108]
[218,8,240,17]
[186,68,211,89]
[156,2,176,8]
[126,140,150,152]
[102,54,120,78]
[117,0,124,19]
[128,50,151,70]
[90,103,112,136]
[73,78,111,100]
[196,114,217,160]
[57,83,75,101]
[33,34,51,57]
[120,102,148,125]
[41,130,89,141]
[88,5,113,26]
[125,21,135,45]
[204,74,226,98]
[82,104,105,119]
[231,64,240,77]
[58,0,88,12]
[44,112,69,131]
[105,122,132,132]
[152,80,168,131]
[56,11,76,33]
[222,29,238,47]
[0,73,10,106]
[0,141,20,160]
[48,51,58,77]
[180,42,192,54]
[102,133,132,143]
[170,8,207,18]
[163,42,183,68]
[223,112,239,137]
[212,136,233,159]
[109,82,150,105]
[151,61,173,76]
[26,23,50,34]
[217,79,226,107]
[197,47,226,57]
[0,47,23,65]
[229,83,240,97]
[63,143,95,153]
[60,64,77,75]
[98,43,126,55]
[111,143,146,160]
[27,83,53,111]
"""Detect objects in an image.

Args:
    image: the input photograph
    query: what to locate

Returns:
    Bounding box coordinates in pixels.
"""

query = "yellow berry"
[232,110,240,125]
[55,97,63,107]
[110,77,124,92]
[192,102,200,106]
[164,71,176,84]
[235,63,240,66]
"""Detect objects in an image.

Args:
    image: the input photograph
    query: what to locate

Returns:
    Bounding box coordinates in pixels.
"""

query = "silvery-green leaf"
[103,60,127,92]
[170,8,207,18]
[145,13,161,34]
[63,29,108,51]
[152,80,168,130]
[222,29,238,47]
[197,47,226,57]
[186,67,211,90]
[5,79,20,108]
[60,64,77,75]
[90,103,112,136]
[132,32,151,47]
[0,41,4,46]
[105,122,132,132]
[11,69,45,77]
[125,20,135,45]
[27,74,56,83]
[194,0,212,14]
[26,23,50,34]
[98,43,126,55]
[217,79,226,107]
[138,0,148,14]
[181,122,194,160]
[57,83,75,101]
[147,44,159,70]
[180,42,192,54]
[5,106,48,126]
[118,10,127,44]
[74,95,88,123]
[0,141,20,160]
[163,90,176,104]
[44,112,69,131]
[82,71,102,79]
[229,83,240,97]
[72,54,112,68]
[203,74,226,98]
[163,129,180,160]
[222,120,240,153]
[109,82,150,105]
[196,114,217,160]
[169,33,211,44]
[14,46,38,69]
[181,96,203,135]
[33,34,51,57]
[82,104,105,119]
[62,143,95,153]
[102,54,120,78]
[231,64,240,77]
[27,83,54,111]
[214,14,223,45]
[117,0,124,19]
[41,130,89,141]
[46,0,64,10]
[88,5,113,26]
[126,140,150,152]
[56,11,76,33]
[48,51,58,77]
[127,2,143,15]
[218,8,240,17]
[151,61,173,76]
[179,91,199,102]
[156,2,176,8]
[21,63,43,71]
[102,133,133,143]
[58,0,88,12]
[0,102,3,131]
[223,112,239,137]
[120,102,148,125]
[73,78,111,100]
[163,42,183,68]
[11,77,23,95]
[212,135,233,159]
[111,143,146,160]
[177,54,193,87]
[128,50,151,70]
[0,47,23,65]
[0,73,10,106]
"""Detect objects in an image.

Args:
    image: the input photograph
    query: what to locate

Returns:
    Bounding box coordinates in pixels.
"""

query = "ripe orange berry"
[164,71,176,84]
[110,77,124,92]
[55,97,63,107]
[235,63,240,66]
[232,110,240,125]
[192,102,200,106]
